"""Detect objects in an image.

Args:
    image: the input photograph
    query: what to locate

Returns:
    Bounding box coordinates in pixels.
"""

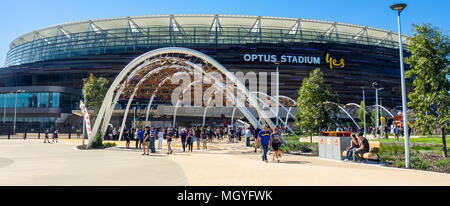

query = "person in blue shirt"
[137,128,144,149]
[258,125,271,163]
[254,127,261,153]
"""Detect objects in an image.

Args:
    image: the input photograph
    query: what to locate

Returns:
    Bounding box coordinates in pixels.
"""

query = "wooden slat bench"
[342,141,380,162]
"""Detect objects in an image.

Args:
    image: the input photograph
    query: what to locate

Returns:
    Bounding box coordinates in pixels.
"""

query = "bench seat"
[342,141,380,161]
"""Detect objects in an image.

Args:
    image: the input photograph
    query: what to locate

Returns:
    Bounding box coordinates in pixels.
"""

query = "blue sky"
[1,0,449,66]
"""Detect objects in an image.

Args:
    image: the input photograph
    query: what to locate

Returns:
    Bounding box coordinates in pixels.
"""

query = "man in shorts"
[43,129,50,143]
[201,127,208,150]
[142,127,150,155]
[166,128,174,154]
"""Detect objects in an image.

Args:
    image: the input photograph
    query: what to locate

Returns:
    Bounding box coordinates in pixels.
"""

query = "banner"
[80,101,92,140]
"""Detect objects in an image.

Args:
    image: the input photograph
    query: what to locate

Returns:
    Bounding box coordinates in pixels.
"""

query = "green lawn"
[377,136,448,145]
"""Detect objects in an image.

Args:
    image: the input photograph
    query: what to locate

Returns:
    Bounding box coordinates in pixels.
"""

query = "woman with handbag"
[270,126,283,162]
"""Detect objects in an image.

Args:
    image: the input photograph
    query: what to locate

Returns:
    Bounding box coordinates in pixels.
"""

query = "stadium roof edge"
[9,14,409,49]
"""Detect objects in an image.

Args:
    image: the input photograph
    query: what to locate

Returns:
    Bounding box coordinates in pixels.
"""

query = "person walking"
[195,127,201,150]
[245,127,251,147]
[229,127,235,143]
[254,127,261,153]
[76,128,81,139]
[137,128,144,149]
[201,127,208,150]
[187,129,194,152]
[394,126,399,142]
[157,128,164,150]
[166,127,174,154]
[258,125,271,163]
[208,127,213,143]
[237,127,242,142]
[52,129,58,143]
[112,128,118,140]
[124,128,130,148]
[180,129,187,152]
[142,127,150,155]
[149,127,156,153]
[270,126,283,162]
[44,129,50,143]
[129,128,135,148]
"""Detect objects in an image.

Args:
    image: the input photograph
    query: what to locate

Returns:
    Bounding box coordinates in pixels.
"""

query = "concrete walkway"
[0,138,449,186]
[0,139,188,186]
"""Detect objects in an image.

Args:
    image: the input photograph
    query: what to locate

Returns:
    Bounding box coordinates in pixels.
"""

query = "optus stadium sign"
[242,53,344,69]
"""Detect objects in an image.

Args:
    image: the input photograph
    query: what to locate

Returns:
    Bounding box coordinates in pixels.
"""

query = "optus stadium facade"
[0,15,410,131]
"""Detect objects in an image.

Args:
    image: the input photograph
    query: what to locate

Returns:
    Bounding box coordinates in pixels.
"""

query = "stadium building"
[0,15,410,132]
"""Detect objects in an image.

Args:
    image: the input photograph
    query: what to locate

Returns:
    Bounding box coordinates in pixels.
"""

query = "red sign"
[320,138,324,144]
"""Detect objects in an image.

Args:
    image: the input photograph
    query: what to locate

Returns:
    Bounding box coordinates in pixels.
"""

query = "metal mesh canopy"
[10,14,409,49]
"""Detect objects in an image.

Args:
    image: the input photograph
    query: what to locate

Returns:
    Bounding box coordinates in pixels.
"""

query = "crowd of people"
[115,124,287,163]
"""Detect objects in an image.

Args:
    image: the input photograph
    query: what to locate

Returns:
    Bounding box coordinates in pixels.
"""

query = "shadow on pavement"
[277,160,310,165]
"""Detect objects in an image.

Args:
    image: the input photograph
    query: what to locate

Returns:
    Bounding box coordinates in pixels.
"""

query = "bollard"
[38,131,40,139]
[24,132,27,140]
[8,129,10,140]
[69,128,71,139]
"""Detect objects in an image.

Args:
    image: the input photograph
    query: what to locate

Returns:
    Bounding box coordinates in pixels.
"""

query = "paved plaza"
[0,137,449,186]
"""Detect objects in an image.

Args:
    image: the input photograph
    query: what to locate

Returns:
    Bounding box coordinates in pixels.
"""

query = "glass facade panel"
[38,92,49,108]
[0,92,77,109]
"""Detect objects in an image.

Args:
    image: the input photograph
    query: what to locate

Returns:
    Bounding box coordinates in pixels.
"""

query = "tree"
[357,100,372,128]
[371,108,377,128]
[82,73,109,119]
[295,68,339,143]
[404,23,450,157]
[82,73,109,148]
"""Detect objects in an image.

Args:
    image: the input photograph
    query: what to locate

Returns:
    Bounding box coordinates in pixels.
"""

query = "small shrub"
[412,160,431,170]
[380,155,395,162]
[434,159,449,168]
[394,160,405,168]
[102,142,116,148]
[92,132,103,148]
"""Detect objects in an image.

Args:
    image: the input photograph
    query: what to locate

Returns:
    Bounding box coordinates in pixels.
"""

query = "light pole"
[380,98,384,138]
[274,61,280,126]
[133,106,136,129]
[363,89,366,137]
[13,89,25,134]
[372,82,383,138]
[391,3,410,168]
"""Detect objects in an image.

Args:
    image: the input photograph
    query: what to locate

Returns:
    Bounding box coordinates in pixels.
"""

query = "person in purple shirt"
[258,125,271,163]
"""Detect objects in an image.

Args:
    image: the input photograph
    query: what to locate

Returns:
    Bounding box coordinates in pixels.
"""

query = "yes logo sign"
[325,53,345,69]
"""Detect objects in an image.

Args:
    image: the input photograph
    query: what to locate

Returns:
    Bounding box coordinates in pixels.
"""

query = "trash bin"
[319,136,351,160]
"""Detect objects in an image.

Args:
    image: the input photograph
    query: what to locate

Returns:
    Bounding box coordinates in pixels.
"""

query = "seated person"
[353,133,370,162]
[344,134,359,161]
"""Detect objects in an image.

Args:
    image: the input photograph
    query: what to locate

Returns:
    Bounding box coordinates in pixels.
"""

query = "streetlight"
[363,89,366,138]
[274,60,280,126]
[13,89,25,134]
[390,3,410,168]
[372,82,383,138]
